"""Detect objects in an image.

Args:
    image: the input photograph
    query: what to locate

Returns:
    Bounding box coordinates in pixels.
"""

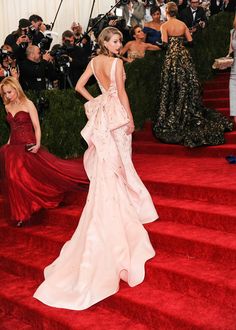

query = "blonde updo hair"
[97,27,123,56]
[0,76,27,105]
[166,2,178,17]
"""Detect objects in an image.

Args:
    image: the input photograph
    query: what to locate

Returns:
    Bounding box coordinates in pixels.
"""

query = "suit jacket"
[122,2,145,28]
[222,0,236,12]
[180,6,207,29]
[210,0,223,15]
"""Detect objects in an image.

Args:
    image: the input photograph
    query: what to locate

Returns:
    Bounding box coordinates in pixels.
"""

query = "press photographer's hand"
[16,35,30,45]
[198,20,205,28]
[42,51,53,62]
[10,67,19,79]
[0,65,5,77]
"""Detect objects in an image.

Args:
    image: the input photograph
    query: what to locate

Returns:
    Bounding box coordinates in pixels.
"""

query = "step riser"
[146,263,236,309]
[204,82,228,89]
[203,91,229,98]
[0,226,68,255]
[203,100,229,108]
[40,210,81,228]
[0,295,70,330]
[157,204,236,234]
[147,181,236,207]
[225,135,236,143]
[133,144,236,158]
[101,297,204,330]
[0,255,48,283]
[149,231,236,265]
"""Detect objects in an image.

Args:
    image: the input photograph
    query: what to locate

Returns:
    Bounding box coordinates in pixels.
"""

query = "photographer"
[179,0,208,34]
[51,30,88,89]
[88,3,130,43]
[29,14,53,51]
[121,0,145,28]
[19,45,58,91]
[4,19,32,62]
[0,44,19,82]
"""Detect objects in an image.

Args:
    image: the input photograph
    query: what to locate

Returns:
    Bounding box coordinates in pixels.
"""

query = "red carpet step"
[0,71,236,329]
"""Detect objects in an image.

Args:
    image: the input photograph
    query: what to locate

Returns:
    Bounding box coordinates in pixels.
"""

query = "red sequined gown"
[0,111,88,223]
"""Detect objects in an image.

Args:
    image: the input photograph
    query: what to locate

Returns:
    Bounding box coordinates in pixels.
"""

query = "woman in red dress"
[0,76,88,227]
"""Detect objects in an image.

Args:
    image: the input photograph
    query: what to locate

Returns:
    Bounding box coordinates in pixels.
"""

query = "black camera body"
[121,0,130,4]
[142,0,155,5]
[0,49,15,62]
[50,42,74,69]
[39,37,52,53]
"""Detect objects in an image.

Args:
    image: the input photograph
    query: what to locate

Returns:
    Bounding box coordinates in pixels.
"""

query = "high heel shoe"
[16,220,24,227]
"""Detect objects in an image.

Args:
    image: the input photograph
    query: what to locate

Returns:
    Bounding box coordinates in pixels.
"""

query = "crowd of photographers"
[0,14,92,92]
[0,0,235,94]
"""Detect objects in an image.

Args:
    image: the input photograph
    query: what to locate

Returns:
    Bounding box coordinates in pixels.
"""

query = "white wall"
[0,0,115,46]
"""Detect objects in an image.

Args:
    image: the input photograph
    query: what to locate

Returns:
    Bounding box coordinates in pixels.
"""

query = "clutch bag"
[212,57,234,70]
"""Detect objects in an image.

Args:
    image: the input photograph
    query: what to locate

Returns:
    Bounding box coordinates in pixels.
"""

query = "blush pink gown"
[33,58,158,310]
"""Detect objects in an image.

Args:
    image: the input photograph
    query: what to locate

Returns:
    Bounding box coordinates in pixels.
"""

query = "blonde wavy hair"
[166,2,178,17]
[97,27,123,56]
[0,76,27,105]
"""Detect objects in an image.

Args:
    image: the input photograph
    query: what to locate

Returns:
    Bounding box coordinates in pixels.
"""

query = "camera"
[26,27,34,40]
[142,0,155,5]
[39,37,52,53]
[50,43,73,70]
[0,49,16,62]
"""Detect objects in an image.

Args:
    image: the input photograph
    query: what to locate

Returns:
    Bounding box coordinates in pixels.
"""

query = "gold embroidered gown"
[153,37,233,147]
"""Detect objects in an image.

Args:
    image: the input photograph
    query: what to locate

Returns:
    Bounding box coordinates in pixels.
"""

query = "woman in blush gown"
[0,77,88,227]
[153,2,233,147]
[33,27,158,311]
[226,15,236,164]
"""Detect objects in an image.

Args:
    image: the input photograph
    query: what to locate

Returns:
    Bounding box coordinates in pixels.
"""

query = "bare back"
[92,55,117,91]
[161,18,192,43]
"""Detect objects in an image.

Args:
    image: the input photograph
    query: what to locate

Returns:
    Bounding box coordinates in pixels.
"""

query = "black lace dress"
[153,37,233,147]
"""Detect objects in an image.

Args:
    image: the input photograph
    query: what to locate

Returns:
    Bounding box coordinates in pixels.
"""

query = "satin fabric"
[0,111,88,222]
[33,58,158,310]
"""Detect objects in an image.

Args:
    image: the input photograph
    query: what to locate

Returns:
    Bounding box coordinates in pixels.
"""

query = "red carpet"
[0,72,236,329]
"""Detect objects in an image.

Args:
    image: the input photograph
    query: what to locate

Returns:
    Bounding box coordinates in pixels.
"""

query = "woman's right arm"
[184,24,193,42]
[75,62,94,101]
[115,59,135,135]
[160,25,168,43]
[120,41,132,56]
[5,105,10,144]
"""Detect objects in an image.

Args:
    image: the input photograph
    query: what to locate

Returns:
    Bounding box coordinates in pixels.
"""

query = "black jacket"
[179,6,208,29]
[19,59,57,91]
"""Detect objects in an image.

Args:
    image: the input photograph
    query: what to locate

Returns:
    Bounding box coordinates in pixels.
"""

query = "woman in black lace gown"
[153,2,233,147]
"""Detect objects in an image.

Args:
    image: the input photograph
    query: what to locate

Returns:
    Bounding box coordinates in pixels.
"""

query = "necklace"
[11,99,21,106]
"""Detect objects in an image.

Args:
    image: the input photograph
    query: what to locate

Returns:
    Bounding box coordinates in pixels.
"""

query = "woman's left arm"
[75,61,94,101]
[28,100,41,153]
[115,59,135,135]
[227,32,233,56]
[146,43,160,51]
